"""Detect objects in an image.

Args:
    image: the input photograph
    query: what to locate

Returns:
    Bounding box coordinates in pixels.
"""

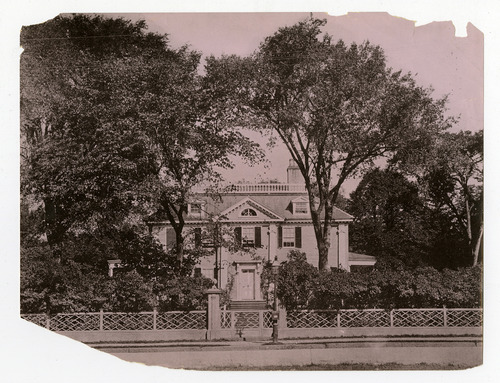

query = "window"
[241,208,257,216]
[242,226,255,246]
[194,228,202,248]
[294,201,308,215]
[189,203,203,216]
[283,227,295,247]
[278,226,301,248]
[235,226,262,247]
[191,204,202,214]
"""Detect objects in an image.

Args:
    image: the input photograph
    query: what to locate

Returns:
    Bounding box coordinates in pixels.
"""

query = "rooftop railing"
[192,183,307,194]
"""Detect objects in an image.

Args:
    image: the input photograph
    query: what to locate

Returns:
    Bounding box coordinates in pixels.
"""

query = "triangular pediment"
[217,197,284,221]
[291,196,308,203]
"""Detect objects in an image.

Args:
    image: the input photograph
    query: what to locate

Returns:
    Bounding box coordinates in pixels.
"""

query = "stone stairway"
[228,300,268,311]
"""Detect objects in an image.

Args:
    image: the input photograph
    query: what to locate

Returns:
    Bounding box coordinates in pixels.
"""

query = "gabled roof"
[147,192,354,223]
[216,197,284,221]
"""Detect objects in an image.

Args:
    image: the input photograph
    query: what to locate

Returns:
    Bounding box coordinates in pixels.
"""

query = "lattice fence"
[263,311,273,328]
[21,308,482,332]
[157,311,206,330]
[340,310,391,328]
[21,314,47,328]
[447,309,483,327]
[219,311,273,329]
[393,309,444,328]
[287,310,338,328]
[103,312,154,330]
[288,308,482,329]
[221,311,232,329]
[234,311,260,329]
[50,313,100,331]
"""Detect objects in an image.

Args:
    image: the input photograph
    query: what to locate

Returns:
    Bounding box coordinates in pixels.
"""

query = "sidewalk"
[92,336,483,369]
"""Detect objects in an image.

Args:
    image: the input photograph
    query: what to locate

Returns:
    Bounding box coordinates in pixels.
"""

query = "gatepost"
[206,288,222,340]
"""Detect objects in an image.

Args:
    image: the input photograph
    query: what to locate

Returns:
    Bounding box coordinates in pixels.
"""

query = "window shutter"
[166,227,176,249]
[295,226,302,248]
[234,227,242,245]
[255,226,262,248]
[194,228,202,248]
[277,226,283,248]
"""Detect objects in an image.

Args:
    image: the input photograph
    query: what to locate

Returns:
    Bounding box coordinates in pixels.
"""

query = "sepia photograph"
[12,5,487,377]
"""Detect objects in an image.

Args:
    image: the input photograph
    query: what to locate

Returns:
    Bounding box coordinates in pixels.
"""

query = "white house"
[148,160,375,309]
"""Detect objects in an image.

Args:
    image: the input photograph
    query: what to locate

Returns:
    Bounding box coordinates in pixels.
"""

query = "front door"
[240,269,255,300]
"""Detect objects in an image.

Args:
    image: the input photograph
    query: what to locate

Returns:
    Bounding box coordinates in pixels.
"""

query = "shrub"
[274,251,482,310]
[276,250,318,309]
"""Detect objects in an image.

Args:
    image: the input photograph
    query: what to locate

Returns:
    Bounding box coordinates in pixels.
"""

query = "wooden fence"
[22,308,481,332]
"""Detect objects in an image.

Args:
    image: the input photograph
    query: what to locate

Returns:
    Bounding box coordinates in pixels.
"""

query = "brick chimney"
[287,159,303,184]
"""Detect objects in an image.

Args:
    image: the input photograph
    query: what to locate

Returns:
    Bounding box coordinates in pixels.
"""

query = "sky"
[109,12,483,192]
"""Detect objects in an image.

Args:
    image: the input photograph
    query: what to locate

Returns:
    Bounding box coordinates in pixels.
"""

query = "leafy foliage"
[273,251,481,310]
[348,168,433,267]
[421,131,483,266]
[274,251,319,309]
[21,243,112,314]
[120,245,215,311]
[205,17,452,270]
[21,15,165,244]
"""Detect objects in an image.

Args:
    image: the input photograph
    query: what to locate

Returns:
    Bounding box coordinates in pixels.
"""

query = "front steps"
[228,300,268,311]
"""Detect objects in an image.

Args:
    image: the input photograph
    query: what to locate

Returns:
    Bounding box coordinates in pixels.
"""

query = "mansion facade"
[147,160,375,308]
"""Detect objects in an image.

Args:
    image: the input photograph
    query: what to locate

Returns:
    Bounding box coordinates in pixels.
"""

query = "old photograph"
[18,11,483,372]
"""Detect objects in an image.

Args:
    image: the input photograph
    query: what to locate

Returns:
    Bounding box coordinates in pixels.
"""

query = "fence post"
[231,311,236,329]
[337,311,341,328]
[99,309,104,331]
[153,309,157,330]
[278,308,287,329]
[390,309,394,327]
[443,307,448,327]
[46,314,51,330]
[205,288,222,340]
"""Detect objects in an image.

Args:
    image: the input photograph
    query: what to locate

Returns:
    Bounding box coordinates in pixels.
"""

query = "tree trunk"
[318,238,330,270]
[175,228,184,265]
[311,211,331,270]
[472,222,483,266]
[305,179,332,270]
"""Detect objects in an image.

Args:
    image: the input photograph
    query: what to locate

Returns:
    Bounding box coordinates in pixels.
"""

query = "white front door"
[240,269,255,300]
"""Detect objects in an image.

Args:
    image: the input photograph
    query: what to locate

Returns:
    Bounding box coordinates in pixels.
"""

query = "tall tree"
[420,131,483,266]
[348,168,433,267]
[20,15,165,246]
[128,49,263,262]
[206,18,453,270]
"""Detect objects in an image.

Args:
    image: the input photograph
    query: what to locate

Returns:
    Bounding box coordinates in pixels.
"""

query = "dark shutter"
[194,267,201,278]
[194,228,202,248]
[234,227,242,245]
[255,226,262,248]
[277,226,283,248]
[166,227,176,249]
[295,226,302,248]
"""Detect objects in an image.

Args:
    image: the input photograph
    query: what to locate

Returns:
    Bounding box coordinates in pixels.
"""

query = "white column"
[268,223,277,261]
[220,248,229,289]
[255,263,262,300]
[338,223,349,271]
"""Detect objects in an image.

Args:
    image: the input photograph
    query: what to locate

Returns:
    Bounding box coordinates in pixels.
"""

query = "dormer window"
[294,202,308,214]
[292,198,309,215]
[241,208,257,217]
[188,202,205,217]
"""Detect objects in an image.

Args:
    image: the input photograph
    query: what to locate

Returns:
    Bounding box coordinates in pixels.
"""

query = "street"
[96,336,483,370]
